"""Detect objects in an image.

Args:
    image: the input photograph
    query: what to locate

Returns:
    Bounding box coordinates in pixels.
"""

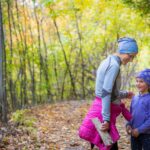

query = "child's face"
[136,78,149,94]
[121,53,137,65]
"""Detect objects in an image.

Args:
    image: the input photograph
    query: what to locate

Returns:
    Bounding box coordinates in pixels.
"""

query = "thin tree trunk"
[6,0,17,110]
[15,0,24,107]
[53,19,77,98]
[26,7,36,105]
[10,6,22,108]
[28,29,36,105]
[0,1,7,123]
[22,0,28,105]
[47,28,59,100]
[74,10,85,99]
[60,67,68,100]
[52,53,60,99]
[41,18,52,101]
[33,2,42,102]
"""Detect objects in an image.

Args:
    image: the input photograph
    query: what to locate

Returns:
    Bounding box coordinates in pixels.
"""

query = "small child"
[126,69,150,150]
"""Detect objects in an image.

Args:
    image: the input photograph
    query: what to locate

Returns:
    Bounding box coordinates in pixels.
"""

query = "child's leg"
[140,134,150,150]
[131,136,142,150]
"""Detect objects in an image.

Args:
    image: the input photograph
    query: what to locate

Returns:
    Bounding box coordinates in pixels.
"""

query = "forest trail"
[0,100,131,150]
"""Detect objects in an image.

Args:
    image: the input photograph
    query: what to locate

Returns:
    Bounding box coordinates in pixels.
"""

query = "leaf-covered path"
[0,100,131,150]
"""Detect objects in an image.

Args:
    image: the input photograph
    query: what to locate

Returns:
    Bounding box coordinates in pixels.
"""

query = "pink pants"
[78,97,132,150]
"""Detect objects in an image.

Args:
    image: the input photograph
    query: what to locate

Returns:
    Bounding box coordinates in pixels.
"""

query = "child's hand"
[100,121,110,131]
[127,91,134,99]
[132,128,139,138]
[126,125,132,135]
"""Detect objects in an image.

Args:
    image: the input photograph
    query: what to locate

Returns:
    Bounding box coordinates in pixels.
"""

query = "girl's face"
[121,53,137,65]
[136,78,149,94]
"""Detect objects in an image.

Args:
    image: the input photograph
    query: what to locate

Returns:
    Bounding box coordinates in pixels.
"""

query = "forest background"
[0,0,150,123]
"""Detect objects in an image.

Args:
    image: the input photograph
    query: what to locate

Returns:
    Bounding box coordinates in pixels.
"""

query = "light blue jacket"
[95,55,128,121]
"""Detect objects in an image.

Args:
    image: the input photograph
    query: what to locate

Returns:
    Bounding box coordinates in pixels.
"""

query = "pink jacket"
[78,97,132,150]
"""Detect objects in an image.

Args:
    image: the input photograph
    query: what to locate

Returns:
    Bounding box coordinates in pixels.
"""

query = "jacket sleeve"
[101,65,120,122]
[120,103,132,121]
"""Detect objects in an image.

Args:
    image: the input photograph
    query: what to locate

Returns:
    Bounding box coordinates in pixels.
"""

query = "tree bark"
[7,0,17,110]
[53,19,77,98]
[33,2,42,102]
[0,1,7,123]
[74,10,85,99]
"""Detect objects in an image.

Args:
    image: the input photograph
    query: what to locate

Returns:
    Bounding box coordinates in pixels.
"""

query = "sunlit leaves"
[1,0,150,104]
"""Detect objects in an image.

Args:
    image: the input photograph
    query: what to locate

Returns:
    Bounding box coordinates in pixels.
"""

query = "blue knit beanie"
[117,37,138,54]
[136,69,150,86]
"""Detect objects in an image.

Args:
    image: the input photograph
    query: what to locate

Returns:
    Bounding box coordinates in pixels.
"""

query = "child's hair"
[148,86,150,93]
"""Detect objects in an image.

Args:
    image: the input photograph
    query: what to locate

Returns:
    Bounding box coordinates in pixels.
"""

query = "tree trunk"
[15,0,24,107]
[26,7,36,105]
[0,1,7,123]
[33,2,42,102]
[74,10,85,99]
[53,19,77,98]
[7,0,17,110]
[41,18,53,102]
[22,0,28,105]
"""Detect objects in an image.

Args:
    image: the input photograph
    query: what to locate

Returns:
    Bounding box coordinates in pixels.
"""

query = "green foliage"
[40,0,56,5]
[122,0,150,16]
[11,109,37,127]
[1,0,150,111]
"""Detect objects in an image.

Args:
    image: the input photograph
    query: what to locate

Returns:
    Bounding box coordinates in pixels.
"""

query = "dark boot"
[110,142,118,150]
[91,143,94,149]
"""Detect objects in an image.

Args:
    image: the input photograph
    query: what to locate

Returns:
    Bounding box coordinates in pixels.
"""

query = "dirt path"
[33,100,131,150]
[0,100,131,150]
